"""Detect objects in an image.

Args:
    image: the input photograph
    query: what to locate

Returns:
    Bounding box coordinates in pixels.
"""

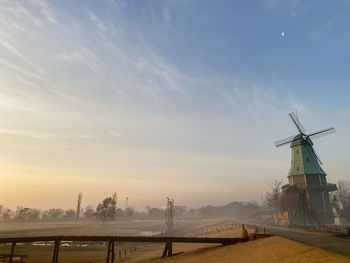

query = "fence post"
[9,242,16,263]
[111,241,115,263]
[168,241,173,256]
[52,240,60,263]
[106,241,112,263]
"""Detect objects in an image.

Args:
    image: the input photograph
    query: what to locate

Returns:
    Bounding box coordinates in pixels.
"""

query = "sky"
[0,0,349,211]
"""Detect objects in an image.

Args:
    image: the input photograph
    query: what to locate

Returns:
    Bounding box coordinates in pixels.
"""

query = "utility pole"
[125,197,128,210]
[112,192,118,207]
[112,192,118,220]
[76,193,82,220]
[165,197,174,236]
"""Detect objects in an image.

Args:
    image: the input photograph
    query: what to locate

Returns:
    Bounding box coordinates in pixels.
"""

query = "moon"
[281,32,285,37]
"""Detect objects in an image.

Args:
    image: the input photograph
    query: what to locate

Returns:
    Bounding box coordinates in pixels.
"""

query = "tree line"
[0,193,261,223]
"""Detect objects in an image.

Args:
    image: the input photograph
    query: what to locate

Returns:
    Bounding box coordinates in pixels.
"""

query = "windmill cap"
[290,134,313,148]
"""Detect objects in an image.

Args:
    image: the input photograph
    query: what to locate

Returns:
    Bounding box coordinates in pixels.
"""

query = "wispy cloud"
[110,131,121,137]
[1,42,23,58]
[263,0,307,16]
[88,11,107,32]
[162,6,171,24]
[0,129,95,140]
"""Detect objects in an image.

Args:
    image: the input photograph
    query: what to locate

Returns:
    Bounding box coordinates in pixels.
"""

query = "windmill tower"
[274,112,337,225]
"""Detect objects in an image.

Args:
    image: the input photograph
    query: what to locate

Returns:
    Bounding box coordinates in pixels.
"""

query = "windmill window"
[296,167,299,171]
[296,150,299,154]
[306,157,310,162]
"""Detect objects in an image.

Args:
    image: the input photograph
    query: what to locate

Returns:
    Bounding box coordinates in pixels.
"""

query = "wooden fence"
[0,234,270,263]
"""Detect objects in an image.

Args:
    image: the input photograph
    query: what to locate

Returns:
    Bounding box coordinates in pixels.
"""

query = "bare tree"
[125,207,135,218]
[1,208,13,221]
[83,206,95,220]
[42,208,64,221]
[335,179,350,204]
[265,180,284,213]
[76,193,82,220]
[14,207,41,221]
[64,209,76,220]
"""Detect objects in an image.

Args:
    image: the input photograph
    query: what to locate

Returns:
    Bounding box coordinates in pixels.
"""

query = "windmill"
[274,112,337,226]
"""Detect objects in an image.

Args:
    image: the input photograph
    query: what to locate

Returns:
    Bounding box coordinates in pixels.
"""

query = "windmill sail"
[289,112,306,134]
[274,135,302,148]
[308,127,336,140]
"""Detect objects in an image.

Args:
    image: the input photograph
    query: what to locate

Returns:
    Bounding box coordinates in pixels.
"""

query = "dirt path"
[263,225,350,257]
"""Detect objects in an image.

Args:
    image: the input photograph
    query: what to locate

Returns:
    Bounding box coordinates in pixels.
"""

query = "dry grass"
[134,236,350,263]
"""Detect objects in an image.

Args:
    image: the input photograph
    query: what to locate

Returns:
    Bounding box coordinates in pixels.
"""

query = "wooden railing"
[0,234,270,263]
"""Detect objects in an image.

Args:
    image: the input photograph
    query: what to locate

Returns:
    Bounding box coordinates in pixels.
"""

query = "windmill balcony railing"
[327,183,337,192]
[305,185,331,190]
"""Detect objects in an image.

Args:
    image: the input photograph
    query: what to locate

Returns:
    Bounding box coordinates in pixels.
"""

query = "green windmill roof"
[288,134,326,177]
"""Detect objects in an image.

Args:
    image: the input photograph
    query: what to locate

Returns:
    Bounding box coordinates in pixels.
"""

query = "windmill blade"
[274,134,301,148]
[289,112,306,134]
[308,127,336,140]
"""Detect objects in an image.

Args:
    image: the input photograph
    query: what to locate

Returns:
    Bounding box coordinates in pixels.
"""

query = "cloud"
[0,0,312,132]
[79,134,94,138]
[307,11,344,39]
[0,129,96,140]
[51,51,83,62]
[0,129,66,139]
[263,0,305,16]
[88,11,107,31]
[1,42,23,58]
[110,131,121,137]
[220,81,281,115]
[36,0,58,24]
[162,6,171,24]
